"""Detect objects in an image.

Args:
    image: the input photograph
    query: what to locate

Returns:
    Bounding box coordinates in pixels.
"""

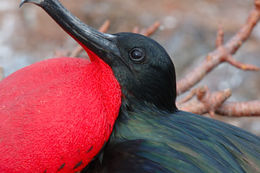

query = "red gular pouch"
[0,55,121,172]
[0,0,124,172]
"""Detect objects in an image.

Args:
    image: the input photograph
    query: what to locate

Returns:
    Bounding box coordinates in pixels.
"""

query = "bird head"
[20,0,177,112]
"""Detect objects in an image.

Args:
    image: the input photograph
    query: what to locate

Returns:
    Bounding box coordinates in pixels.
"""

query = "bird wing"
[88,109,260,173]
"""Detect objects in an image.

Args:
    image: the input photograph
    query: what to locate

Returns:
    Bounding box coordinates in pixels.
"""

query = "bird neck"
[118,82,177,113]
[110,97,176,143]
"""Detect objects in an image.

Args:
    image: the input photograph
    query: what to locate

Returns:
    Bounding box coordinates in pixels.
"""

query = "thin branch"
[177,1,260,95]
[217,100,260,116]
[224,55,260,71]
[140,21,161,36]
[178,87,260,117]
[98,20,111,33]
[216,24,224,47]
[177,88,197,105]
[177,87,232,116]
[70,46,84,58]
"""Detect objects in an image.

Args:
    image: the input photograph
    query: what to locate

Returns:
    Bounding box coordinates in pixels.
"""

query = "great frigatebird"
[19,0,260,172]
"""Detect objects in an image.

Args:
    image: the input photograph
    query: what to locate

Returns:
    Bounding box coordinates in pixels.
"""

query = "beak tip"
[19,0,43,8]
[19,0,27,8]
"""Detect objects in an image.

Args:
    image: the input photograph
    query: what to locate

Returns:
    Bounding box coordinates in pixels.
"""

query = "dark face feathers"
[106,33,177,112]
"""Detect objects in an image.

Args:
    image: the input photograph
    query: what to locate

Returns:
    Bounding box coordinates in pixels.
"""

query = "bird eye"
[129,48,145,63]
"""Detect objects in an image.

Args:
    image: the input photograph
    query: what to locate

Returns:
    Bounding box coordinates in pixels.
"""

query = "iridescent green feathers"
[86,103,260,173]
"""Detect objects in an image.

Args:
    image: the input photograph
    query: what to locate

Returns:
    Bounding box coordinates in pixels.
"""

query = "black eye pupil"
[132,50,142,59]
[129,48,145,62]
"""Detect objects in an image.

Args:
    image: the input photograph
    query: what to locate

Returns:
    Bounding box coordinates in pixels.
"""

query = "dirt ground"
[0,0,260,135]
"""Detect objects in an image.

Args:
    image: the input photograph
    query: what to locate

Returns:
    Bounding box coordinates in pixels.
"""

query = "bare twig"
[140,21,161,36]
[98,20,111,33]
[178,87,232,116]
[224,55,260,71]
[177,88,198,105]
[177,1,260,95]
[216,24,224,47]
[70,46,84,58]
[132,21,160,36]
[178,86,260,117]
[217,100,260,116]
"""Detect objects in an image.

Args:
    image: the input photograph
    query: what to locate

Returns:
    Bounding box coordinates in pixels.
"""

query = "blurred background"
[0,0,260,134]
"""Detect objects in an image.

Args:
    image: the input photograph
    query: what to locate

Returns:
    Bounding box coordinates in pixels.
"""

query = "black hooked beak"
[20,0,121,62]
